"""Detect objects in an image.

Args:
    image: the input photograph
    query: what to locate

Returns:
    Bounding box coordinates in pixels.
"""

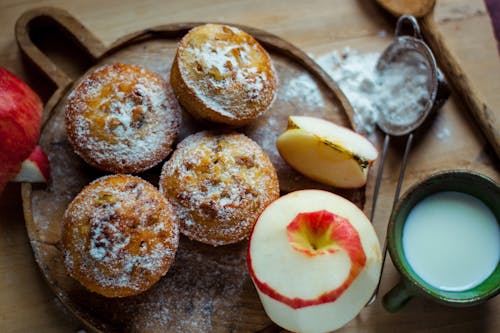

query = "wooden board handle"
[15,7,106,89]
[421,13,500,159]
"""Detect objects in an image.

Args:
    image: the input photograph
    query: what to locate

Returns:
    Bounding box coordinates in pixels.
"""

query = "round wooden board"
[19,7,365,333]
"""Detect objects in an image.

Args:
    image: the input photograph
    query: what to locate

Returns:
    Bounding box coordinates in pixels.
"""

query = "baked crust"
[170,24,278,126]
[159,131,280,246]
[61,175,179,298]
[65,63,181,174]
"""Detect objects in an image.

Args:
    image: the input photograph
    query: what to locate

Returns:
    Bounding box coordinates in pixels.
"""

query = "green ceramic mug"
[382,170,500,312]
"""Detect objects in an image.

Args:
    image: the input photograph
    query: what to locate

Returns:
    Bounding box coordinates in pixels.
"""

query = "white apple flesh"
[12,146,50,183]
[276,116,378,188]
[247,190,382,333]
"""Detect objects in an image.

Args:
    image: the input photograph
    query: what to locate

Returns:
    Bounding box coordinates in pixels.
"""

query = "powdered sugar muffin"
[65,63,181,174]
[62,175,179,298]
[159,131,279,246]
[170,24,278,126]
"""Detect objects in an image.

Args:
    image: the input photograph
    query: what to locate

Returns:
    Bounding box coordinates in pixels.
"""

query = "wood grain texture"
[376,0,436,17]
[0,0,499,332]
[419,12,500,158]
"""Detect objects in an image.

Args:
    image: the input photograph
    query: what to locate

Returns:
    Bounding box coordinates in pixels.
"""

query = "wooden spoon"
[376,0,500,159]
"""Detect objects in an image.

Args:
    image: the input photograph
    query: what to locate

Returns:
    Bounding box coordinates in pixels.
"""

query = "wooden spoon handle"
[15,7,106,90]
[420,13,500,158]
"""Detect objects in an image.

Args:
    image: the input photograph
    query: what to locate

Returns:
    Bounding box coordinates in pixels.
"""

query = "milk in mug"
[402,191,500,292]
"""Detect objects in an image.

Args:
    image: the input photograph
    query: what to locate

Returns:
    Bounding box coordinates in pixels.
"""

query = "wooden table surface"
[1,0,499,332]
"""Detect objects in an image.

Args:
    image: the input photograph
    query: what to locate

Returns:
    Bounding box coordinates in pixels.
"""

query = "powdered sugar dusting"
[160,131,279,246]
[376,50,431,127]
[436,126,450,140]
[178,24,277,119]
[65,64,181,173]
[244,58,352,193]
[318,47,431,133]
[117,239,250,332]
[318,48,381,133]
[62,175,179,295]
[281,72,325,108]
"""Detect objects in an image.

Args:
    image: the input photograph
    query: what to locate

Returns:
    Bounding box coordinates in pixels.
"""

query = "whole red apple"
[0,67,46,191]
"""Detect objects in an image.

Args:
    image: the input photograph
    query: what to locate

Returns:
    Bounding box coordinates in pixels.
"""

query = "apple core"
[287,210,351,256]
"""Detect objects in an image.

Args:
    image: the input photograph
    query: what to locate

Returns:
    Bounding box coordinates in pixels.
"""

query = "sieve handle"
[395,15,422,39]
[368,132,414,304]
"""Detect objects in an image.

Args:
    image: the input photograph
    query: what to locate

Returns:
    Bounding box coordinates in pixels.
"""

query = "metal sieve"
[369,15,450,303]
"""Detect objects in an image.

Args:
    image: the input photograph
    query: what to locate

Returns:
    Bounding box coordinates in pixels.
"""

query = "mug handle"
[382,279,417,312]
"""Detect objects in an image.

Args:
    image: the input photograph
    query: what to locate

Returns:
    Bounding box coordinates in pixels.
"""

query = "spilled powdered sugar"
[436,126,451,140]
[318,49,380,133]
[121,239,250,332]
[281,72,325,109]
[318,48,431,133]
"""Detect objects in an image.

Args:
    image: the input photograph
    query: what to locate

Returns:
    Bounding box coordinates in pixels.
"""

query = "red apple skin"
[0,68,43,191]
[247,208,367,309]
[12,145,51,182]
[27,145,50,181]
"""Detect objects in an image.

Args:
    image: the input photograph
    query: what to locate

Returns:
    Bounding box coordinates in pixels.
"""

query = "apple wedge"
[276,116,378,188]
[248,190,382,333]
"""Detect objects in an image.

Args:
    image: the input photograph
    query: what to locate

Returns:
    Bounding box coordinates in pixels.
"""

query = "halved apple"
[276,116,378,188]
[247,190,381,333]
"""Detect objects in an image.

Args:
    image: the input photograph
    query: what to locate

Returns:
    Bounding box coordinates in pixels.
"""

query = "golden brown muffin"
[159,131,280,246]
[65,63,181,174]
[170,24,278,126]
[61,175,179,298]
